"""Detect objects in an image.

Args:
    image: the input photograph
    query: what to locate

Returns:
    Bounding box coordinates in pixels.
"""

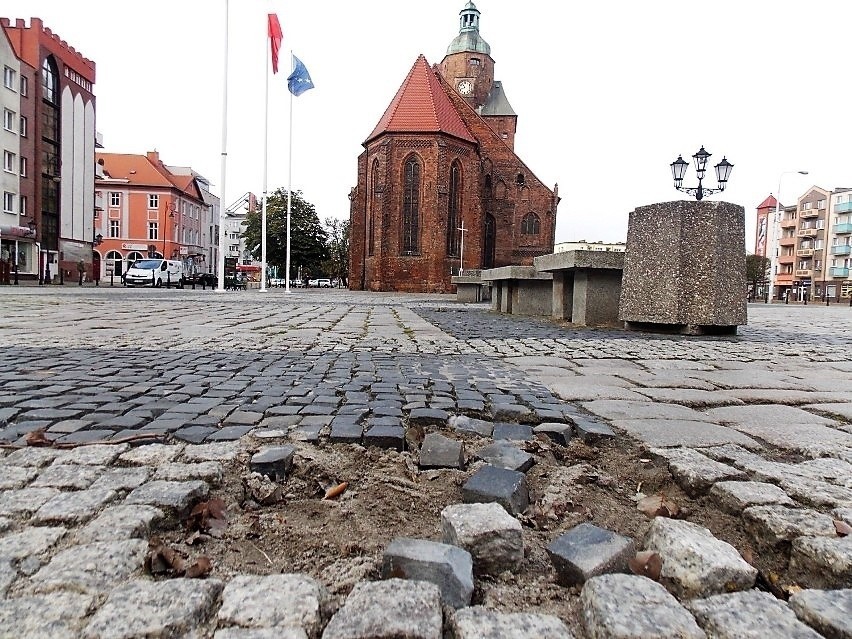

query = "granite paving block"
[0,526,66,560]
[789,588,852,639]
[363,425,405,450]
[547,523,635,586]
[572,417,616,443]
[82,578,224,639]
[790,536,852,589]
[382,537,474,608]
[217,574,328,637]
[449,414,494,437]
[30,539,148,595]
[581,574,706,639]
[182,441,242,462]
[709,480,796,514]
[743,505,837,546]
[89,466,151,492]
[644,517,756,597]
[492,423,534,441]
[322,579,442,639]
[54,443,129,465]
[0,592,95,639]
[534,422,572,446]
[32,487,118,525]
[154,462,223,484]
[0,487,60,517]
[474,441,534,472]
[451,606,574,638]
[1,447,59,467]
[418,433,464,469]
[441,502,523,575]
[610,419,758,448]
[462,465,530,515]
[687,589,822,639]
[75,504,165,543]
[651,447,746,495]
[31,464,104,490]
[118,443,183,466]
[124,479,209,513]
[0,465,37,489]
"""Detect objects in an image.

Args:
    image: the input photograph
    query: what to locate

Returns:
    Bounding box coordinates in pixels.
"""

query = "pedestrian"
[77,259,85,286]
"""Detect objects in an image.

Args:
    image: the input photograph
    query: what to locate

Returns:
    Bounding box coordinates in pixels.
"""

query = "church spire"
[459,1,480,32]
[446,1,490,55]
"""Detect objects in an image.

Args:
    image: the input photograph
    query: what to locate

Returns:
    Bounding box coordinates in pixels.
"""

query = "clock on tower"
[457,79,473,96]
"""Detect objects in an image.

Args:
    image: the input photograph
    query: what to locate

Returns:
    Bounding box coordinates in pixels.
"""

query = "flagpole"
[285,51,293,294]
[216,0,229,293]
[259,18,270,293]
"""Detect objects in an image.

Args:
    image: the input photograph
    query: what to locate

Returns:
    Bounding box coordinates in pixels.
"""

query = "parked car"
[315,278,332,288]
[124,259,185,288]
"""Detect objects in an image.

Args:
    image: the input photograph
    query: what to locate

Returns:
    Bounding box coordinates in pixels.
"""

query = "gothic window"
[494,180,507,200]
[402,155,420,254]
[521,212,540,235]
[369,159,378,256]
[446,161,461,257]
[483,174,492,199]
[42,56,59,105]
[516,173,525,186]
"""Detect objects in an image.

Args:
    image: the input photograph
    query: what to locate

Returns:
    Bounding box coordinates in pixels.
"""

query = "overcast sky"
[5,0,847,251]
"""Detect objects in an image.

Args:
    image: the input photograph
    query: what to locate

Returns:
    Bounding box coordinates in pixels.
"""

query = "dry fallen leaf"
[637,493,680,518]
[834,520,852,537]
[740,546,754,565]
[323,481,349,500]
[145,538,185,576]
[187,497,228,536]
[628,550,663,581]
[25,429,52,447]
[185,556,213,578]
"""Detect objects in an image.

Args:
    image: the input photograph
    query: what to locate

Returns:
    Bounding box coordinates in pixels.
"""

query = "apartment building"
[828,188,852,299]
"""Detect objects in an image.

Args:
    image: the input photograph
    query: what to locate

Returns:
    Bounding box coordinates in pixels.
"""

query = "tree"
[243,188,328,279]
[322,217,350,287]
[745,253,770,301]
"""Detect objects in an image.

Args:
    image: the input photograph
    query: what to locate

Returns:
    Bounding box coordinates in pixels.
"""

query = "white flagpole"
[259,19,270,293]
[285,51,293,294]
[216,0,229,293]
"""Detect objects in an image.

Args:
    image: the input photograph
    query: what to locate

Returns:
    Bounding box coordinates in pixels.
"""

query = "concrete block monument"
[619,200,747,334]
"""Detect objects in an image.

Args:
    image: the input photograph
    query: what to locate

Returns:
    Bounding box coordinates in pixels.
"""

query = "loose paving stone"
[381,537,474,608]
[322,578,442,639]
[492,423,534,441]
[418,433,464,469]
[743,505,837,546]
[441,502,523,575]
[789,588,852,639]
[29,539,148,594]
[249,445,296,479]
[89,466,151,492]
[363,425,405,450]
[32,487,118,525]
[124,479,209,513]
[449,414,494,437]
[0,526,66,560]
[790,536,852,589]
[217,574,328,637]
[474,440,534,473]
[450,606,574,638]
[82,577,224,639]
[75,504,165,543]
[1,447,59,467]
[709,480,796,514]
[571,417,616,443]
[54,443,129,466]
[118,443,183,465]
[0,465,36,489]
[651,447,746,496]
[0,592,95,639]
[182,441,243,462]
[154,461,224,484]
[31,464,105,489]
[534,422,572,446]
[581,573,706,639]
[687,589,822,639]
[643,517,757,597]
[0,486,60,517]
[547,523,635,586]
[462,465,530,515]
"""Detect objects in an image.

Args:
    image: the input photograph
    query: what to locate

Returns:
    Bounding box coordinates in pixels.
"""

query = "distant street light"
[766,170,808,303]
[670,146,734,201]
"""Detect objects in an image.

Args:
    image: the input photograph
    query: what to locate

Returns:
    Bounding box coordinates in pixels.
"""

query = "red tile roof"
[757,195,778,209]
[97,152,202,200]
[366,55,475,145]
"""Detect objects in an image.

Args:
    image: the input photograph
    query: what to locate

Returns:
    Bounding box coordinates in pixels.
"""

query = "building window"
[148,221,159,240]
[369,159,379,256]
[109,192,121,207]
[446,161,462,256]
[148,194,159,209]
[3,151,14,173]
[19,157,26,177]
[3,67,14,90]
[3,192,14,213]
[19,116,27,137]
[109,220,120,238]
[3,109,13,131]
[20,195,26,215]
[402,155,420,254]
[19,76,27,96]
[42,57,58,104]
[521,212,541,235]
[817,199,826,210]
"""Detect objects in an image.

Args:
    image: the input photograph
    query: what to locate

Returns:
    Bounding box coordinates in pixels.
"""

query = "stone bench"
[534,250,624,327]
[451,271,491,303]
[480,266,552,316]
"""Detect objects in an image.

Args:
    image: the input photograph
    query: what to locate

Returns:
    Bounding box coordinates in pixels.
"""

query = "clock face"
[458,80,473,96]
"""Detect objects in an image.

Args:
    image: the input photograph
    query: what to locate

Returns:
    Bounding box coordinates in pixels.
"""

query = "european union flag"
[287,56,314,96]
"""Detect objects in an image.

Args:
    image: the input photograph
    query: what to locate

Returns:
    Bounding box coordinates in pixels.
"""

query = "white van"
[124,259,185,288]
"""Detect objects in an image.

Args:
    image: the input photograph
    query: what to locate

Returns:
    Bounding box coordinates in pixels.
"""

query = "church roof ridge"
[365,55,476,145]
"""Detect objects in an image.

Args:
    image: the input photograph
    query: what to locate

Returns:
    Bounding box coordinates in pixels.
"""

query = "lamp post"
[766,170,808,304]
[670,146,733,201]
[93,233,103,286]
[162,202,175,259]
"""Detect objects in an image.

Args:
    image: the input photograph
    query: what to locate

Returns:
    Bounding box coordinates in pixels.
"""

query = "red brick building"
[349,2,559,292]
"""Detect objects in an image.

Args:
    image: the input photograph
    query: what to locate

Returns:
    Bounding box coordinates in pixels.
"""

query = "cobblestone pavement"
[0,287,850,638]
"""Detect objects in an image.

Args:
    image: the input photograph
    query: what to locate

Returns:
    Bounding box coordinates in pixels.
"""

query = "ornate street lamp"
[670,146,734,201]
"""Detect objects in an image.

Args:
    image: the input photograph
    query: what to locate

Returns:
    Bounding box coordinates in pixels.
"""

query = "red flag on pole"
[268,14,283,74]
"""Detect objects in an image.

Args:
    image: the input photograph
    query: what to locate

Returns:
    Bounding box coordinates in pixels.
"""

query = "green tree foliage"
[322,217,350,286]
[745,253,769,299]
[243,188,328,278]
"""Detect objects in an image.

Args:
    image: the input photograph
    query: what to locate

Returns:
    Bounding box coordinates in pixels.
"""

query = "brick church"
[348,1,559,293]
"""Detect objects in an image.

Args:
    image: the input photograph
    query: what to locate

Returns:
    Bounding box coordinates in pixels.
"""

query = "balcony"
[795,269,813,278]
[834,223,852,234]
[830,245,852,256]
[779,237,797,246]
[780,218,798,228]
[829,267,849,278]
[797,228,818,237]
[796,248,814,257]
[800,209,819,219]
[778,255,795,265]
[834,201,852,213]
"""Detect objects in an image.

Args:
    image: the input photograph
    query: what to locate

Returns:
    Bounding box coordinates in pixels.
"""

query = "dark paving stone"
[172,425,217,444]
[462,465,529,515]
[572,417,616,443]
[250,445,296,479]
[546,523,636,586]
[419,433,465,469]
[54,429,117,444]
[289,424,323,443]
[534,423,572,446]
[364,425,405,450]
[409,408,449,426]
[330,421,363,444]
[492,423,534,441]
[374,406,403,418]
[474,441,534,473]
[206,425,253,441]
